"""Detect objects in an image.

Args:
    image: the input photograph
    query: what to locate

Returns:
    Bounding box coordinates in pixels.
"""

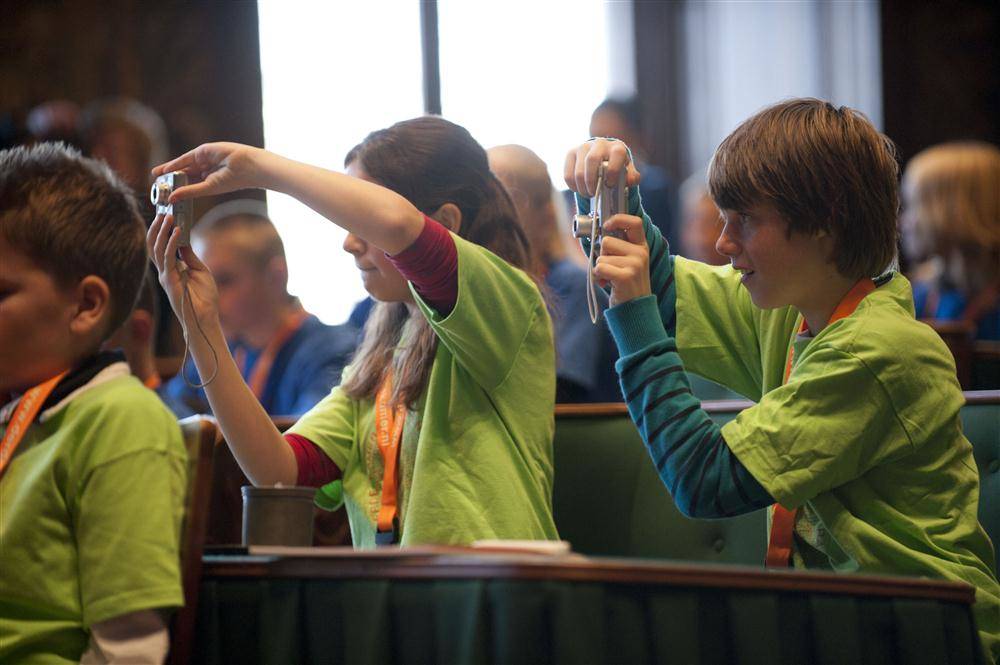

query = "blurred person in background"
[489,144,619,402]
[901,141,1000,341]
[82,97,168,194]
[25,100,84,149]
[81,97,185,378]
[587,96,679,250]
[679,171,727,266]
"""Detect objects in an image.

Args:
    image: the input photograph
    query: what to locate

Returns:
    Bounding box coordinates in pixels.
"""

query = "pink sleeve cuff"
[387,215,458,316]
[285,433,341,487]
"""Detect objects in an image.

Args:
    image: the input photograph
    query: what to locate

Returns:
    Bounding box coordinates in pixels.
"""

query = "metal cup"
[241,485,316,547]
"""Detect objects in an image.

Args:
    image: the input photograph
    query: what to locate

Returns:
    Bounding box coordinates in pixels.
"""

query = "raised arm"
[148,213,296,486]
[563,139,773,517]
[153,143,425,255]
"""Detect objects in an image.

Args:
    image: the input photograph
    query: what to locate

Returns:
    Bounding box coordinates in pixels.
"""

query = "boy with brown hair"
[566,98,999,661]
[0,143,186,662]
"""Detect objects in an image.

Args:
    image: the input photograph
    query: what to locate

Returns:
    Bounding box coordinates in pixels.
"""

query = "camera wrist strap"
[585,168,606,325]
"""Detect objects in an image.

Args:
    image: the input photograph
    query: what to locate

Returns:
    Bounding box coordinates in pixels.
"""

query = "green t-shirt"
[674,257,999,660]
[0,370,187,664]
[290,233,558,548]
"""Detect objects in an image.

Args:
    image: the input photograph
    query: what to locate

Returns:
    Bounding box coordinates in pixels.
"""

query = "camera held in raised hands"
[573,161,627,323]
[151,171,194,247]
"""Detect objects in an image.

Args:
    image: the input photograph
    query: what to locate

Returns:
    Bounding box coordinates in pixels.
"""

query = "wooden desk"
[194,551,985,664]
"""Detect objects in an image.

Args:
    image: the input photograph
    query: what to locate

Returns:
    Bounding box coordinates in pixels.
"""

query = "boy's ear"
[70,275,112,339]
[429,203,462,235]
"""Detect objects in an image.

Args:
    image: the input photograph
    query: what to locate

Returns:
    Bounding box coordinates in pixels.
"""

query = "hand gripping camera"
[572,161,627,323]
[150,171,194,247]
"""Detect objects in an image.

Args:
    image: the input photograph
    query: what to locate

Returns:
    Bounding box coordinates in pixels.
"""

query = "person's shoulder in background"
[545,259,620,403]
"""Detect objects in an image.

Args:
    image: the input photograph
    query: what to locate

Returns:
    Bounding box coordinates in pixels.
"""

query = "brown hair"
[708,98,900,279]
[340,116,530,409]
[902,141,1000,293]
[0,142,147,339]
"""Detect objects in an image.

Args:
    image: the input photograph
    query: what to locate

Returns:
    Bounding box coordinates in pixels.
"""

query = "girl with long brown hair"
[148,117,558,547]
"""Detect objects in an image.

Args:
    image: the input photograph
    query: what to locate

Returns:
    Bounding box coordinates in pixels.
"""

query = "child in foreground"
[0,144,186,662]
[565,99,999,660]
[148,116,558,548]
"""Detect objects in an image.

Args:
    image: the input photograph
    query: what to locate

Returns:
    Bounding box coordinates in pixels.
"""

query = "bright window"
[258,1,423,323]
[259,1,622,322]
[438,0,622,187]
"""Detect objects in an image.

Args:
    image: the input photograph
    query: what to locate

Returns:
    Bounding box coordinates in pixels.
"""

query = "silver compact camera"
[150,171,194,247]
[572,161,628,324]
[573,161,627,250]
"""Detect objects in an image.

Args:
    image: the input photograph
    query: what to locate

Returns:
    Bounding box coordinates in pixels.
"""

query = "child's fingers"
[601,214,645,246]
[564,149,580,193]
[592,261,633,283]
[625,162,642,188]
[151,147,201,178]
[573,143,597,196]
[179,245,209,273]
[147,213,166,268]
[152,214,175,269]
[167,179,216,204]
[163,224,182,275]
[602,141,632,188]
[599,237,646,260]
[595,251,645,270]
[583,144,609,196]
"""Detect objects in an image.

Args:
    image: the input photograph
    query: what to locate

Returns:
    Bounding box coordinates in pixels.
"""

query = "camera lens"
[573,214,594,239]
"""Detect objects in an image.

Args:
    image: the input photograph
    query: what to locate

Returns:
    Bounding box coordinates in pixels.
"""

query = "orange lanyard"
[235,308,308,399]
[0,371,68,479]
[143,373,162,391]
[766,278,876,567]
[374,371,406,534]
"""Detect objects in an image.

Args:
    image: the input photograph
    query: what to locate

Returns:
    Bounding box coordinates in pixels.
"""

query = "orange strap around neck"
[143,373,162,391]
[0,371,69,479]
[235,307,308,399]
[767,278,876,567]
[374,371,406,533]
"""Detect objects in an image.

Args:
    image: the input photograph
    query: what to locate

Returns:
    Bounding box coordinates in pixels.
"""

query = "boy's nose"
[715,225,739,258]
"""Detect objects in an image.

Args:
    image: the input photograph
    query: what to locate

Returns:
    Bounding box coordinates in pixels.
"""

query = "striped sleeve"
[603,291,773,518]
[577,175,771,516]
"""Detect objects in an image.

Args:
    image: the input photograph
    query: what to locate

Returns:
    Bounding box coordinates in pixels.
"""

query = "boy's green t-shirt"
[290,233,559,548]
[0,371,187,663]
[673,257,999,659]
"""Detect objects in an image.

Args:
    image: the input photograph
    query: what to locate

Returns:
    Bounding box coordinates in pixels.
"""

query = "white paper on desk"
[245,542,573,557]
[246,545,447,557]
[471,540,572,555]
